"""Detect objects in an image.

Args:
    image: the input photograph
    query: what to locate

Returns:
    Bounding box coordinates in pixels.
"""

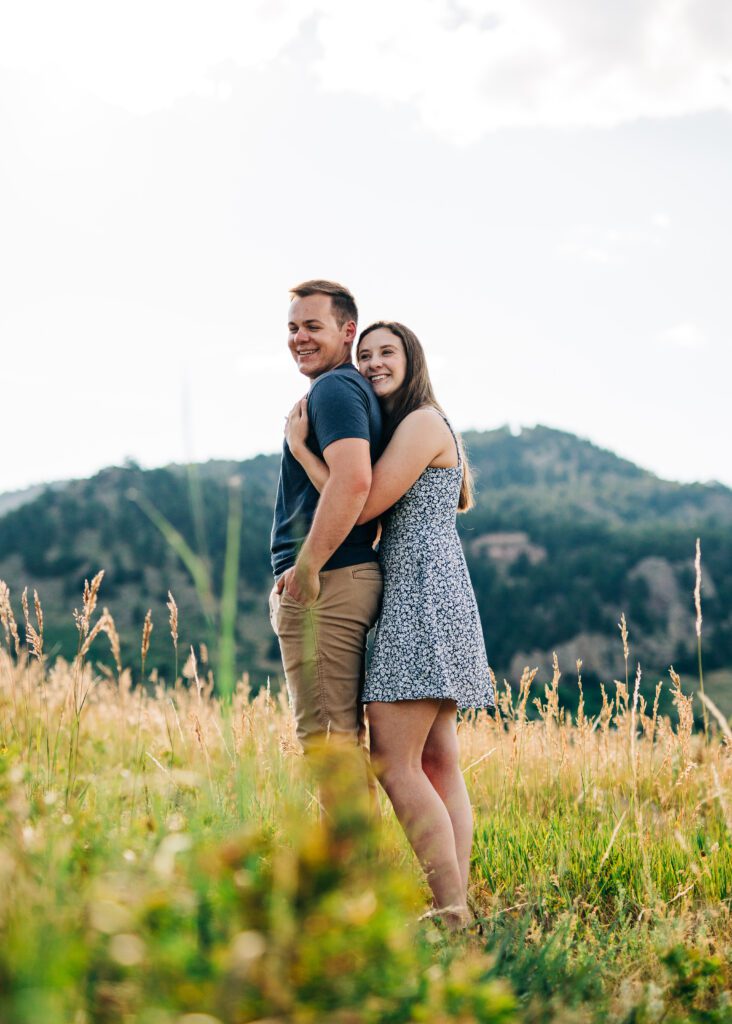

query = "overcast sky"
[1,0,731,493]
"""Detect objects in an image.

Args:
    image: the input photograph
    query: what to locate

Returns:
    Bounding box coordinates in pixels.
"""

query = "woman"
[286,321,494,930]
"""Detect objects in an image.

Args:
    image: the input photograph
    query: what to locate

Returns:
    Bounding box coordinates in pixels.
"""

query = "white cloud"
[1,1,731,139]
[556,239,612,265]
[0,0,309,113]
[312,0,732,141]
[657,322,708,350]
[556,216,670,264]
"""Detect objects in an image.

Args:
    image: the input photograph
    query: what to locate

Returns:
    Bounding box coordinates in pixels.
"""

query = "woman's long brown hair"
[357,321,475,512]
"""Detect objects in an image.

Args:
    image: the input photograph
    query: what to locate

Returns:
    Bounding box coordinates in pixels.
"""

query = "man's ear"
[344,319,357,345]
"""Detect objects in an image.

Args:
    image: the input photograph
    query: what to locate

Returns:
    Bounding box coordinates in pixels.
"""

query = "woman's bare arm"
[286,401,452,523]
[354,409,450,523]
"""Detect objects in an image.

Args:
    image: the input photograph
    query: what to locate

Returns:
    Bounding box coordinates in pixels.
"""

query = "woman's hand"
[285,398,309,456]
[283,399,330,494]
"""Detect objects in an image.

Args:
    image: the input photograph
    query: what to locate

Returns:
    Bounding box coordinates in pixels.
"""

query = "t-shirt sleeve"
[308,374,370,453]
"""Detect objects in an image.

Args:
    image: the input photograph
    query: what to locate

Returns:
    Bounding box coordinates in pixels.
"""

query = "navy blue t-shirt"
[271,362,383,577]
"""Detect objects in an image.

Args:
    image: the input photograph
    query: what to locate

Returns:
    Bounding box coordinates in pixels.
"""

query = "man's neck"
[307,357,353,382]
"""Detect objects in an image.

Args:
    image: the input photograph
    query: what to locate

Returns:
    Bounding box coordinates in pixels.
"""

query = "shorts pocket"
[280,588,312,610]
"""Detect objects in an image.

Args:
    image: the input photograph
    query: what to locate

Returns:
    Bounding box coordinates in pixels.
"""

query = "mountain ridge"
[4,423,730,509]
[1,424,729,712]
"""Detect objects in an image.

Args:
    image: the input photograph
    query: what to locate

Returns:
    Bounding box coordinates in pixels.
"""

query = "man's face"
[287,293,355,379]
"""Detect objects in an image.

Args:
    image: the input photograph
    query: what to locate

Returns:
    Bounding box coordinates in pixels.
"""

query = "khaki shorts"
[269,562,383,750]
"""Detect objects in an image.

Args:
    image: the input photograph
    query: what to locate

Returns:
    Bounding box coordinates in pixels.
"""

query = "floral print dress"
[362,415,495,709]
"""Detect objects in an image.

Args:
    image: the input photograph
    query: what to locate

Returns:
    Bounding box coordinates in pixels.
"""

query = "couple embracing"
[269,279,495,930]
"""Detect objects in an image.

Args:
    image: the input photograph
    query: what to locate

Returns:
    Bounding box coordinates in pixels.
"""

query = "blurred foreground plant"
[0,733,515,1023]
[1,554,732,1022]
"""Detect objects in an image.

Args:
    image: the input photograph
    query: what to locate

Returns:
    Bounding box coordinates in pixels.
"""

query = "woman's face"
[356,329,407,404]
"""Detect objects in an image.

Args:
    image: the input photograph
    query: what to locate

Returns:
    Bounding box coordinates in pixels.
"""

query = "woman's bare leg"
[421,701,473,898]
[368,699,470,929]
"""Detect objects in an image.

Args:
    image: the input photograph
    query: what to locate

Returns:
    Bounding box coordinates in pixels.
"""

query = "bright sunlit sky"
[2,0,731,493]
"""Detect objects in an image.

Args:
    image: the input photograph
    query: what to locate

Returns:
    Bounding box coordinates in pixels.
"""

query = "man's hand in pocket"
[277,564,320,607]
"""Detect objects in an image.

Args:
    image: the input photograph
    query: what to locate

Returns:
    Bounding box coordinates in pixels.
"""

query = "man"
[269,279,383,761]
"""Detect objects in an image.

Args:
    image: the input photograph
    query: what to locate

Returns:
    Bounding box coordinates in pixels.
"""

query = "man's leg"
[270,563,382,810]
[308,563,383,817]
[270,583,327,741]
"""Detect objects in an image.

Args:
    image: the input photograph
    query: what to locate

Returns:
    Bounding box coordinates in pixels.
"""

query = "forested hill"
[1,426,730,713]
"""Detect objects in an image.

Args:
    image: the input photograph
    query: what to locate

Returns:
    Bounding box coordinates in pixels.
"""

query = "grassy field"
[2,580,732,1022]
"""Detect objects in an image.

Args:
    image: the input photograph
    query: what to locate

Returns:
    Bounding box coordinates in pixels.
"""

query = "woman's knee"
[369,726,421,780]
[371,749,420,791]
[422,706,459,778]
[422,740,459,783]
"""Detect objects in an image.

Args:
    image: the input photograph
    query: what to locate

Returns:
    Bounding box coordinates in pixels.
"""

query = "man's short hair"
[290,279,358,328]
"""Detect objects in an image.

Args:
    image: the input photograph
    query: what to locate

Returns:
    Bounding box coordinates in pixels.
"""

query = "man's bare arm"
[278,437,371,604]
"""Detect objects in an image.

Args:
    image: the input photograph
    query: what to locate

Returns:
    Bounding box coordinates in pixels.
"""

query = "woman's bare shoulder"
[387,407,453,462]
[395,405,448,431]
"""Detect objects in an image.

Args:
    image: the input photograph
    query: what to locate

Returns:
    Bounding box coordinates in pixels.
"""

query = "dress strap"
[434,408,462,468]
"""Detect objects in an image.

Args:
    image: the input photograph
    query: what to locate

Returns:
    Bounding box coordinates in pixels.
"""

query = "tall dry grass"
[1,568,732,1021]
